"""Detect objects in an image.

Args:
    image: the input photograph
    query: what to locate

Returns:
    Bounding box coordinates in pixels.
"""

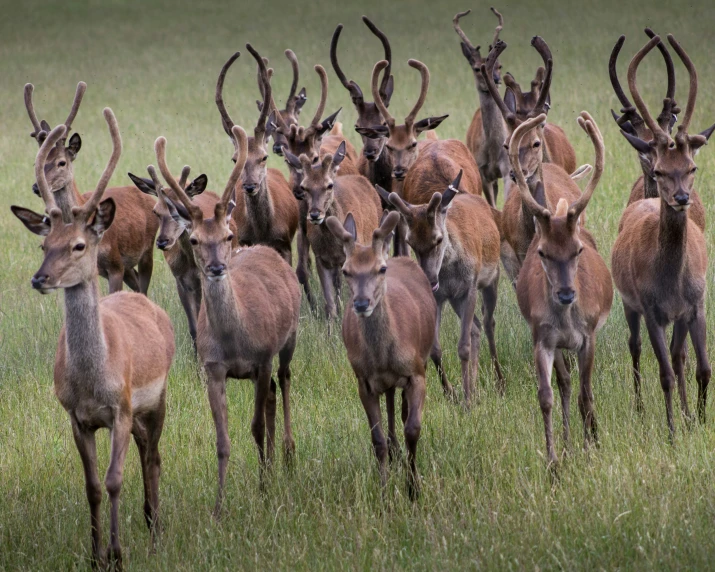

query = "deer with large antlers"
[384,170,504,403]
[24,82,159,294]
[611,35,713,436]
[215,46,299,264]
[511,112,612,465]
[609,30,707,230]
[156,124,300,515]
[325,211,435,499]
[11,111,175,569]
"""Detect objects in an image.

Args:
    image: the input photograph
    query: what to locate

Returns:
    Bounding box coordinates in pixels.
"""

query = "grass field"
[3,0,715,569]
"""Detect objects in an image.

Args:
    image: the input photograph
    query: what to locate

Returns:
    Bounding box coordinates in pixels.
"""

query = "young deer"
[511,112,612,465]
[155,125,300,515]
[215,45,299,263]
[386,171,504,403]
[325,211,435,499]
[611,35,712,435]
[453,7,509,206]
[24,82,158,293]
[609,31,707,230]
[11,111,175,569]
[284,142,381,322]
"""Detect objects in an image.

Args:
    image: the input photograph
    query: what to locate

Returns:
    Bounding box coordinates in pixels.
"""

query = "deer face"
[31,134,81,197]
[12,200,115,292]
[267,108,299,156]
[460,45,502,92]
[652,146,698,211]
[506,122,545,181]
[342,243,389,316]
[188,208,236,282]
[355,101,389,162]
[241,136,270,196]
[403,202,447,292]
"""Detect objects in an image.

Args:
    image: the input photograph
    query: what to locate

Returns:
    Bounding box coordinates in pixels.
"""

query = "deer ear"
[414,115,449,134]
[504,89,517,115]
[343,212,358,241]
[460,42,473,62]
[693,122,715,149]
[185,174,208,197]
[283,148,303,172]
[317,108,342,136]
[374,184,391,204]
[87,198,116,237]
[266,111,279,137]
[294,88,308,113]
[332,141,346,167]
[621,130,653,156]
[355,125,389,139]
[11,205,51,236]
[348,81,364,105]
[256,100,264,113]
[67,133,81,160]
[128,172,157,196]
[441,170,462,211]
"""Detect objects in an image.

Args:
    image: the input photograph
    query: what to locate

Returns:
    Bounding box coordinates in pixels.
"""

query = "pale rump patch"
[555,198,569,217]
[131,378,166,414]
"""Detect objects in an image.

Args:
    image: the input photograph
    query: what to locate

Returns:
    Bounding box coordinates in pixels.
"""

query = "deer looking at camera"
[611,35,712,437]
[11,111,175,570]
[385,169,504,403]
[24,82,158,293]
[326,211,435,500]
[215,45,299,263]
[609,30,707,230]
[155,125,300,516]
[284,142,381,323]
[512,112,612,466]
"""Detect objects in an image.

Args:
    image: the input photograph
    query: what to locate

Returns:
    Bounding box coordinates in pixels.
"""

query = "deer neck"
[643,172,658,199]
[200,271,244,341]
[54,180,84,223]
[478,89,508,147]
[356,293,394,351]
[657,198,688,273]
[244,178,275,234]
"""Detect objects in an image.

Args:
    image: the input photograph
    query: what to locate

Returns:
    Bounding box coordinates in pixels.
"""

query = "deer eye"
[538,250,545,258]
[327,183,334,190]
[226,234,234,243]
[379,266,387,274]
[577,247,584,256]
[533,141,541,148]
[189,237,199,246]
[58,161,67,167]
[312,156,319,164]
[654,170,664,178]
[300,185,306,192]
[342,269,350,277]
[261,155,268,162]
[410,142,418,149]
[73,243,86,252]
[690,167,698,175]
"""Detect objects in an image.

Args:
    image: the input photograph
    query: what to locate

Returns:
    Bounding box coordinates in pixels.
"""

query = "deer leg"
[644,315,676,440]
[479,168,496,207]
[451,287,479,406]
[70,416,103,569]
[252,364,272,487]
[332,267,343,316]
[623,303,643,414]
[534,342,557,465]
[315,259,337,324]
[482,276,505,394]
[470,313,483,399]
[357,380,387,490]
[176,280,199,350]
[122,268,140,293]
[404,374,426,501]
[278,332,296,461]
[670,317,692,424]
[105,412,133,569]
[131,423,152,530]
[553,351,572,449]
[145,400,165,548]
[688,304,711,424]
[108,270,125,294]
[296,215,317,313]
[499,241,521,287]
[265,378,278,467]
[205,364,230,517]
[395,216,410,257]
[577,337,598,447]
[137,248,154,295]
[385,387,400,462]
[430,300,454,398]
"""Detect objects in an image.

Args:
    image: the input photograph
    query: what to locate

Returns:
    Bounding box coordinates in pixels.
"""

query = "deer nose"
[273,143,284,155]
[364,149,377,160]
[243,183,257,194]
[557,289,575,305]
[309,211,323,223]
[393,168,406,180]
[32,182,40,196]
[207,263,226,276]
[156,239,169,250]
[354,298,370,313]
[31,274,49,289]
[674,192,690,206]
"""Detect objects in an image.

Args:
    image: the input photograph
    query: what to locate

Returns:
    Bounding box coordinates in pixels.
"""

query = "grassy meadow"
[3,0,715,568]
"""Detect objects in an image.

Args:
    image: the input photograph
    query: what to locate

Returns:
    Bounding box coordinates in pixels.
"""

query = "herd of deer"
[8,8,715,568]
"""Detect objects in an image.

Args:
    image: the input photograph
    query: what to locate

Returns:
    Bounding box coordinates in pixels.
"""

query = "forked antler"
[508,114,550,220]
[481,40,515,125]
[490,7,504,48]
[24,81,87,144]
[568,111,604,221]
[371,60,395,126]
[667,34,698,138]
[530,37,553,116]
[247,44,272,140]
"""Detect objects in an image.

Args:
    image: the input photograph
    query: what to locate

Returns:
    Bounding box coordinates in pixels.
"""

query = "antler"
[627,35,669,144]
[178,165,191,189]
[64,82,87,135]
[405,59,430,126]
[216,51,240,139]
[305,65,328,135]
[371,60,394,126]
[508,113,550,220]
[35,125,67,210]
[363,16,393,102]
[24,84,44,141]
[453,10,478,53]
[645,28,678,131]
[481,41,515,125]
[247,43,272,140]
[147,165,165,192]
[284,49,300,113]
[155,136,204,220]
[568,111,604,221]
[74,108,122,220]
[490,7,504,49]
[330,24,364,102]
[218,126,248,216]
[667,34,697,136]
[530,37,553,116]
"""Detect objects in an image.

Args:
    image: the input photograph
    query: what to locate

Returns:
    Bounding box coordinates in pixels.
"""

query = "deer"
[215,46,299,263]
[325,210,435,500]
[24,82,159,294]
[155,124,301,516]
[510,111,612,466]
[284,142,381,323]
[453,7,510,207]
[611,34,713,437]
[609,30,707,231]
[11,110,175,570]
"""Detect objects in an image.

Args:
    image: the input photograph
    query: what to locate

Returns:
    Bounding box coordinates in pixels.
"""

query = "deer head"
[12,108,122,292]
[155,126,246,281]
[283,141,347,224]
[356,59,448,180]
[325,210,399,316]
[453,7,504,92]
[509,112,604,305]
[624,35,715,212]
[25,82,87,197]
[331,16,395,162]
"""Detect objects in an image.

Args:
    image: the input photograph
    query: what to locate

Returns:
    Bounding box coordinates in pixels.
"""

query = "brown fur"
[626,175,705,231]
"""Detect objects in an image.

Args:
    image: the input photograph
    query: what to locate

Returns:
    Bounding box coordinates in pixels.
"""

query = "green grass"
[2,0,715,569]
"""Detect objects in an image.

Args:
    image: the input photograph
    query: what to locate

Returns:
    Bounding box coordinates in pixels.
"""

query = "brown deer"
[325,211,434,499]
[511,111,612,466]
[215,45,299,263]
[453,7,510,207]
[11,111,175,569]
[155,125,301,516]
[385,170,503,403]
[611,34,712,436]
[609,30,707,230]
[284,142,381,322]
[24,82,158,294]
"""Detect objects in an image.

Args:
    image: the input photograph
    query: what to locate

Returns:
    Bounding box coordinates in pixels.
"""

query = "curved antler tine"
[155,137,202,218]
[609,36,633,109]
[216,51,240,138]
[284,49,300,113]
[667,34,697,134]
[453,10,476,51]
[178,165,191,188]
[508,113,550,219]
[331,25,353,91]
[35,125,66,210]
[77,108,121,219]
[24,83,43,139]
[531,37,552,114]
[405,60,430,125]
[371,59,394,126]
[531,67,545,96]
[146,165,164,191]
[490,7,504,48]
[308,65,328,130]
[645,29,678,132]
[481,41,514,124]
[362,16,392,100]
[64,81,87,133]
[568,111,604,220]
[627,35,668,142]
[221,126,248,209]
[247,44,272,137]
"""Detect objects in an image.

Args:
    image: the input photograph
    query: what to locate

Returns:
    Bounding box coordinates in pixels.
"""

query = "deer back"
[446,194,501,276]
